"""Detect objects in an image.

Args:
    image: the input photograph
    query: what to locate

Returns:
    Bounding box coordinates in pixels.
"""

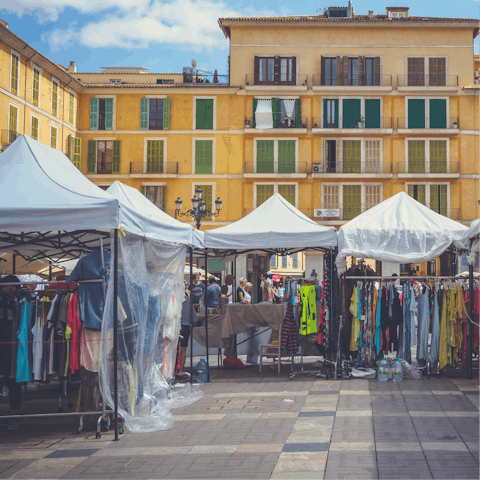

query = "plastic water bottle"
[387,358,394,379]
[2,385,8,397]
[377,358,389,382]
[196,358,209,383]
[392,358,403,383]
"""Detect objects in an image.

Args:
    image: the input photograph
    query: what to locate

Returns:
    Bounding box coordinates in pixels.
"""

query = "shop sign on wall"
[314,209,340,218]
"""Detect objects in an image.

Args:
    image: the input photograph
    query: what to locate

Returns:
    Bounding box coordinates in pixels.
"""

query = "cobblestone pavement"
[0,365,478,479]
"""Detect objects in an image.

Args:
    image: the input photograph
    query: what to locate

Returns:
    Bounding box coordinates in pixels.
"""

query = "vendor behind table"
[237,277,248,303]
[189,273,205,311]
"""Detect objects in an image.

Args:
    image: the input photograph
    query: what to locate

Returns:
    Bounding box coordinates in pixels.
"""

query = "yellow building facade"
[0,7,479,276]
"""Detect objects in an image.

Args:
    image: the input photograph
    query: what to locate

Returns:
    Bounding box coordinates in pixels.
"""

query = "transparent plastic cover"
[100,232,203,432]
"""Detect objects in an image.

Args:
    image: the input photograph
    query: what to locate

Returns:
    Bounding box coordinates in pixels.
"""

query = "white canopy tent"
[106,181,204,249]
[455,218,480,266]
[204,193,337,253]
[336,191,468,275]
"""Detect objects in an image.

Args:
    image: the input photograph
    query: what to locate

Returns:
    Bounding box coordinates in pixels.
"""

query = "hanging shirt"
[17,300,33,383]
[67,248,110,331]
[285,282,296,305]
[80,328,101,373]
[69,291,82,375]
[31,299,44,381]
[300,285,317,336]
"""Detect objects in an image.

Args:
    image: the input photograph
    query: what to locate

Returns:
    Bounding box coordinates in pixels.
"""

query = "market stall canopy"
[336,191,468,275]
[204,193,337,253]
[106,181,204,249]
[0,136,119,260]
[454,218,480,265]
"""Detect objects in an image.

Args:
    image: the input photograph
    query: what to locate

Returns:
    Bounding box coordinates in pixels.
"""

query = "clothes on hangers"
[299,285,318,336]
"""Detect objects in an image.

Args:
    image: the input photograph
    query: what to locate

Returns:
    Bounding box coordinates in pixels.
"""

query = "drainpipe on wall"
[23,53,36,134]
[62,79,73,154]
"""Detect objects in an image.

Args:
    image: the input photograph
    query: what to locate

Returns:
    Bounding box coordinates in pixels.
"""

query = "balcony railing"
[245,74,308,87]
[245,116,308,129]
[312,117,392,129]
[244,161,308,175]
[96,162,113,175]
[183,74,229,84]
[313,160,392,175]
[1,130,20,148]
[312,74,392,87]
[397,75,458,87]
[397,117,459,130]
[130,162,178,175]
[396,161,460,175]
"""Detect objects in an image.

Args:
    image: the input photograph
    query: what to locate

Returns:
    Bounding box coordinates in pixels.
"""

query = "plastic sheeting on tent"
[106,181,204,249]
[204,193,337,252]
[455,218,480,266]
[335,191,468,275]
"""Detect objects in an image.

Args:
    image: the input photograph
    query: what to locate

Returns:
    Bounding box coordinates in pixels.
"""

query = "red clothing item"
[68,291,82,374]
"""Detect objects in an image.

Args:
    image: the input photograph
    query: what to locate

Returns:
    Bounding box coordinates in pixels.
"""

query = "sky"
[0,0,478,76]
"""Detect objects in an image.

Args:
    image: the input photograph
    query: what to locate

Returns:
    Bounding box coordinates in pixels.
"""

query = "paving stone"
[298,411,335,417]
[164,453,232,479]
[425,451,480,479]
[435,395,478,412]
[218,452,279,477]
[412,416,462,442]
[0,459,37,479]
[325,451,377,469]
[273,451,327,473]
[45,448,99,458]
[282,443,329,452]
[373,416,419,443]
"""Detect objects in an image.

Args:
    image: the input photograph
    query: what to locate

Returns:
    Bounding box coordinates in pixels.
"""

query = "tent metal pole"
[205,250,210,381]
[12,254,15,275]
[189,247,194,385]
[234,255,237,357]
[468,262,474,379]
[113,229,119,441]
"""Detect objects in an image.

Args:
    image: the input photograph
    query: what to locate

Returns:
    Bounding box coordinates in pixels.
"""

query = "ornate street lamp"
[175,187,222,229]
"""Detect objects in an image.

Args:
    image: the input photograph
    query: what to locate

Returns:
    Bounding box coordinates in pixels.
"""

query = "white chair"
[259,325,282,373]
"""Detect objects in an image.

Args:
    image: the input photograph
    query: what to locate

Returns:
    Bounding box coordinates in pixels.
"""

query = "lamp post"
[175,187,223,230]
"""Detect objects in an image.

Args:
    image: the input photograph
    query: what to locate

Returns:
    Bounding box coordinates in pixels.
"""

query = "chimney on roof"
[0,19,9,28]
[68,61,76,73]
[368,10,374,18]
[347,1,354,18]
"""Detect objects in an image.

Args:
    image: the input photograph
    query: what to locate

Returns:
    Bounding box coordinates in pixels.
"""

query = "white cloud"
[45,0,274,51]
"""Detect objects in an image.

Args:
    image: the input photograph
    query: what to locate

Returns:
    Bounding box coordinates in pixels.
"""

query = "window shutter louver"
[365,99,380,128]
[89,98,99,130]
[321,56,326,85]
[375,57,381,85]
[140,98,149,130]
[342,140,361,173]
[323,99,328,128]
[161,186,166,212]
[87,140,96,173]
[73,138,81,170]
[342,99,361,129]
[295,99,302,127]
[291,56,297,85]
[141,185,146,196]
[163,97,170,130]
[273,56,280,85]
[408,140,426,173]
[278,140,296,173]
[205,99,213,129]
[254,56,260,85]
[112,140,121,173]
[343,185,361,220]
[195,140,213,174]
[195,99,205,129]
[252,98,257,128]
[256,140,275,173]
[272,98,281,128]
[407,99,425,129]
[336,56,342,86]
[358,56,365,86]
[334,99,339,128]
[342,56,349,86]
[430,140,447,173]
[429,99,446,129]
[104,98,114,130]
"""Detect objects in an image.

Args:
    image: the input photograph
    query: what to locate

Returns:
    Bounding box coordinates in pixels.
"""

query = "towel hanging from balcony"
[255,99,273,129]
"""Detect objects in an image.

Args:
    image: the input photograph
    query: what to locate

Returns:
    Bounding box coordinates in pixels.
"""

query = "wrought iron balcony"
[244,161,308,175]
[397,75,458,87]
[312,160,392,175]
[312,74,392,87]
[312,117,392,129]
[245,115,308,130]
[130,162,179,175]
[397,117,459,130]
[245,74,308,87]
[396,161,460,175]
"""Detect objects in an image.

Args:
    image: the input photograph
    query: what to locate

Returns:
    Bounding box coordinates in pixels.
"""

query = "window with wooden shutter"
[408,58,425,86]
[429,58,446,87]
[258,57,275,84]
[365,99,380,128]
[96,141,113,174]
[348,58,359,86]
[407,99,425,129]
[408,140,426,173]
[50,126,57,149]
[325,140,338,173]
[32,68,40,107]
[149,99,164,130]
[87,140,96,173]
[277,140,296,173]
[256,140,275,173]
[323,184,339,208]
[147,140,164,173]
[358,56,365,86]
[279,57,295,84]
[365,140,381,173]
[295,99,302,128]
[105,98,113,130]
[342,56,349,86]
[430,140,447,173]
[324,99,339,128]
[323,58,337,86]
[256,184,274,207]
[366,58,379,86]
[145,186,166,211]
[31,116,38,141]
[342,140,361,173]
[195,140,213,174]
[69,92,75,125]
[196,99,213,129]
[365,185,381,210]
[140,98,149,130]
[112,140,121,173]
[73,138,81,170]
[342,99,361,129]
[430,184,447,216]
[90,98,98,130]
[9,105,17,143]
[163,97,170,130]
[254,56,260,85]
[196,185,213,220]
[11,54,19,95]
[429,99,446,129]
[278,184,296,206]
[343,185,361,220]
[66,135,72,159]
[52,81,58,117]
[408,184,426,205]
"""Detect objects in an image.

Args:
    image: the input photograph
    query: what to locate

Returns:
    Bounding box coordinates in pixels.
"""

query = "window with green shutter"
[277,140,295,173]
[31,116,38,140]
[140,98,149,130]
[408,99,425,129]
[343,185,361,220]
[272,98,281,128]
[365,99,380,128]
[105,98,113,130]
[342,99,361,128]
[342,140,361,173]
[11,54,19,95]
[195,185,213,220]
[87,140,96,173]
[112,140,121,173]
[52,81,58,117]
[51,127,57,149]
[91,98,113,130]
[196,99,214,129]
[429,99,446,129]
[295,99,302,128]
[163,97,170,130]
[9,105,17,141]
[32,69,40,107]
[408,184,426,205]
[90,98,98,130]
[73,138,81,170]
[145,185,166,211]
[430,140,447,173]
[256,140,274,173]
[408,140,426,173]
[252,98,257,128]
[256,184,274,207]
[430,184,447,216]
[149,99,164,130]
[147,140,164,173]
[195,140,213,174]
[69,92,75,125]
[278,184,296,205]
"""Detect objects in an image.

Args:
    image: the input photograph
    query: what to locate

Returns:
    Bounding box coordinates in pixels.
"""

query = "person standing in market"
[237,278,248,303]
[206,275,222,308]
[189,273,205,310]
[177,287,197,378]
[260,273,274,303]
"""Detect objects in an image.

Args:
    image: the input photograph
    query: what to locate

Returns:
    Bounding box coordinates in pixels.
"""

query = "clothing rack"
[0,277,119,438]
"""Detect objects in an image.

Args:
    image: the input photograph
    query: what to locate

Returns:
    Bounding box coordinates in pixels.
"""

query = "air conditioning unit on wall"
[312,164,324,173]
